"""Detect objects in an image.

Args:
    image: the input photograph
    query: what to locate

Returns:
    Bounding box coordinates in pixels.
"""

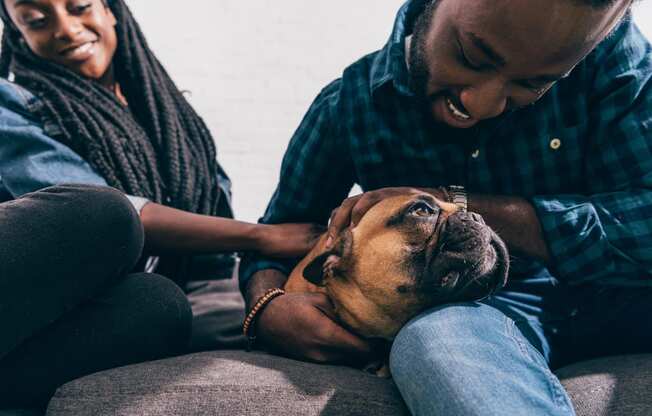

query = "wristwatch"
[447,185,468,212]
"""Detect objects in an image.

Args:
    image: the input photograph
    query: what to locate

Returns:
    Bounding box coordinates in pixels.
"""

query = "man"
[240,0,652,414]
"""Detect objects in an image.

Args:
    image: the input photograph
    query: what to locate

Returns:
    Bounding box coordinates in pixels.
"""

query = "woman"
[0,0,318,267]
[0,0,320,409]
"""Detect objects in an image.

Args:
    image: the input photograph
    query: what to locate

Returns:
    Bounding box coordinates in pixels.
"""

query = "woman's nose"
[460,77,509,121]
[53,14,83,41]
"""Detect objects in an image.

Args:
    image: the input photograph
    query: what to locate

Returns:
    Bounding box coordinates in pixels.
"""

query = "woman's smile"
[59,39,97,61]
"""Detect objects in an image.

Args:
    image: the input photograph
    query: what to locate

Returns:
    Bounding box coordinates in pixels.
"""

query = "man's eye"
[517,81,552,95]
[456,39,483,71]
[408,202,437,217]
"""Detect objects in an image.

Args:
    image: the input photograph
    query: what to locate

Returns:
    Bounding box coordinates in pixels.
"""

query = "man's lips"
[445,95,471,120]
[428,91,478,129]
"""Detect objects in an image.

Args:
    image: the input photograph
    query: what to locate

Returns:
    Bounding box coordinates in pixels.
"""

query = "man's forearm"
[468,194,551,264]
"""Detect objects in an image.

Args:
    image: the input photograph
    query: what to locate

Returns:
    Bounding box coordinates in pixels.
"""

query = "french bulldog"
[285,192,509,374]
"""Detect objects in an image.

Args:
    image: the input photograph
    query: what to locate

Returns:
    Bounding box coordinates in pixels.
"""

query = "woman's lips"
[60,41,97,62]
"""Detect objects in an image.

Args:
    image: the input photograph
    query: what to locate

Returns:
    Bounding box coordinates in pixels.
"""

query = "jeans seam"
[505,317,572,412]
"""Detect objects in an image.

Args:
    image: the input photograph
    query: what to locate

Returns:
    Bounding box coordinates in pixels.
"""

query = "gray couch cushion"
[46,351,408,416]
[558,354,652,416]
[46,351,652,416]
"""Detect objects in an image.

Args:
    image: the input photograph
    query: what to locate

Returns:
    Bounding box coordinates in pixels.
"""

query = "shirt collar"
[370,0,429,97]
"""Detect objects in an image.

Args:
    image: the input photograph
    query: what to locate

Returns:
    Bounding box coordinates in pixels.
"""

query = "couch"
[3,275,651,416]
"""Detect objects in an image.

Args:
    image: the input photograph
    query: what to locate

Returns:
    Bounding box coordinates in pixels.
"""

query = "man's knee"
[390,303,506,379]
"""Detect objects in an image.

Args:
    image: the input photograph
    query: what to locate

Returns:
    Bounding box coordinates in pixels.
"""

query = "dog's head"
[303,193,509,339]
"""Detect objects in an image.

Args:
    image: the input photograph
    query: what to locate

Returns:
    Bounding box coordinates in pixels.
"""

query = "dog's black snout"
[453,211,485,225]
[469,212,485,224]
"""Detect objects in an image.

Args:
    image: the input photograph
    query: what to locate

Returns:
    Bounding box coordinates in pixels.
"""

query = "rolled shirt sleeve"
[531,19,652,285]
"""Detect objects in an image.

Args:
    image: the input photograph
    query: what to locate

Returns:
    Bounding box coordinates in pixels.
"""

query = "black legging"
[0,185,192,409]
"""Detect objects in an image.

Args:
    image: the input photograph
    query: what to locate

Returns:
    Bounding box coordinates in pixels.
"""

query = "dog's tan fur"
[285,193,463,340]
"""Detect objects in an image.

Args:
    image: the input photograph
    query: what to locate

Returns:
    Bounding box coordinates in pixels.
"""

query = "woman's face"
[4,0,117,81]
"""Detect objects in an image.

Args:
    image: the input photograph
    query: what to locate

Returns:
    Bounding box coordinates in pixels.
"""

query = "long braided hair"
[0,0,228,217]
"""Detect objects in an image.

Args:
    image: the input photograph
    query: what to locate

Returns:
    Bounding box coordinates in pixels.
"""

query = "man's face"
[408,0,631,129]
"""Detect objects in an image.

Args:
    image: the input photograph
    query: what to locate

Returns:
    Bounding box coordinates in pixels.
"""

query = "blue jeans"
[390,268,652,416]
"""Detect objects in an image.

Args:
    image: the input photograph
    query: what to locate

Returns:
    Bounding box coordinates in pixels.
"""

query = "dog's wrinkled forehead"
[354,192,508,304]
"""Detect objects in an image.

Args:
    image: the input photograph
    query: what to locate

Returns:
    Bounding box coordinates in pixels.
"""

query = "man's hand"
[256,291,377,365]
[255,223,325,258]
[325,187,446,249]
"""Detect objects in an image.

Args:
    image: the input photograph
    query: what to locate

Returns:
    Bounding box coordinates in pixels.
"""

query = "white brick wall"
[3,2,651,221]
[126,0,652,222]
[127,0,404,221]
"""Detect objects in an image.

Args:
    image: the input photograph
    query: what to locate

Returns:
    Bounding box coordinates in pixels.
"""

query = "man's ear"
[303,251,342,286]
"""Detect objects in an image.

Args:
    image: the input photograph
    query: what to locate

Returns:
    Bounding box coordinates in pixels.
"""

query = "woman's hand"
[255,223,325,258]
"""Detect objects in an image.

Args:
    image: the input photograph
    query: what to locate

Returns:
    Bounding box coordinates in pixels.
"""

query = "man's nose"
[460,77,508,120]
[54,14,83,41]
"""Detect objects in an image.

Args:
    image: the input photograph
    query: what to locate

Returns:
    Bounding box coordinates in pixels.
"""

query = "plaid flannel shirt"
[240,0,652,291]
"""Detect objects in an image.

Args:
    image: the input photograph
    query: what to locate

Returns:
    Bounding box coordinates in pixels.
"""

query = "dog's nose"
[470,212,485,225]
[451,211,486,225]
[439,212,491,251]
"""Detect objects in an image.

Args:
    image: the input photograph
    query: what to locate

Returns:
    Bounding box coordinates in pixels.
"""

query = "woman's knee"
[117,273,192,355]
[42,185,144,272]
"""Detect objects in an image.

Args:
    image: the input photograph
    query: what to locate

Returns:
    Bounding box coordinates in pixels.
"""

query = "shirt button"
[471,149,480,159]
[550,138,562,150]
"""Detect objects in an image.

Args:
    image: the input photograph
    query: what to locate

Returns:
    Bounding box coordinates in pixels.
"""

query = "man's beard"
[407,1,439,99]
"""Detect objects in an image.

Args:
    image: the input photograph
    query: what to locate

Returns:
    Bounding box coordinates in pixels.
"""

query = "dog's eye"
[408,202,437,217]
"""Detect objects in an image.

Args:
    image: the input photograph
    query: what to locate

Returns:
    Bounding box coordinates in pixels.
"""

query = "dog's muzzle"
[426,211,509,302]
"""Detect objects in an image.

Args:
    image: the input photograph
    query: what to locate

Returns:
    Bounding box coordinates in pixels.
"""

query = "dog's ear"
[303,251,341,286]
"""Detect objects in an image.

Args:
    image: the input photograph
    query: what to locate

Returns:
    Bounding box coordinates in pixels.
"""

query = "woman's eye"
[24,16,47,29]
[71,3,92,13]
[408,202,437,217]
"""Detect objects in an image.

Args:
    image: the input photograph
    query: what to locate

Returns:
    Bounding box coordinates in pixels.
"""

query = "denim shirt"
[0,77,233,216]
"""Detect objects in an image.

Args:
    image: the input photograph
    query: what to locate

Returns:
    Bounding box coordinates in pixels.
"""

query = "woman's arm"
[140,202,322,258]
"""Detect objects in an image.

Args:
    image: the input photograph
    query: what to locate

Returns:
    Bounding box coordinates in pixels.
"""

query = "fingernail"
[325,236,333,248]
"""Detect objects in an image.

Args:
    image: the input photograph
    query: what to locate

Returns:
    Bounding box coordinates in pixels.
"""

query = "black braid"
[0,0,224,216]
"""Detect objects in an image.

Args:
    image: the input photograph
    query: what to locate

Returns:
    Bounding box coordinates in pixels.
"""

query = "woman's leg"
[0,185,145,359]
[0,185,191,408]
[0,272,191,409]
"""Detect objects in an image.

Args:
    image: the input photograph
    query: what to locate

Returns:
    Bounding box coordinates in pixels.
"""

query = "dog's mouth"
[421,211,509,303]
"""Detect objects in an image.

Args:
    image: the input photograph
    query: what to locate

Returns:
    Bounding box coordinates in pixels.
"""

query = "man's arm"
[524,17,652,283]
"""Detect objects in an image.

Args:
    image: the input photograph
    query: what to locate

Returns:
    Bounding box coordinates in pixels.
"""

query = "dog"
[285,192,509,373]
